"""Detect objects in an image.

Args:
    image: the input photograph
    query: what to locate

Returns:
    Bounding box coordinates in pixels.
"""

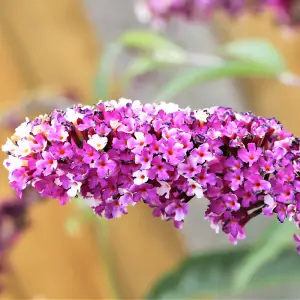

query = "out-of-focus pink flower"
[0,189,43,290]
[135,0,300,27]
[0,90,79,130]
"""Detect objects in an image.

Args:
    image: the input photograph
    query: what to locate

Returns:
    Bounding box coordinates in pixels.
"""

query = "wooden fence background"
[0,2,299,299]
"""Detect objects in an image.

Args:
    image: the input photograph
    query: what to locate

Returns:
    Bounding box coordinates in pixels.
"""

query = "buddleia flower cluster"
[2,99,300,250]
[136,0,300,27]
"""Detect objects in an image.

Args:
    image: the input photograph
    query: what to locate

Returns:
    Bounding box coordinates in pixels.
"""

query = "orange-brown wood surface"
[217,12,300,135]
[0,1,185,299]
[2,3,299,299]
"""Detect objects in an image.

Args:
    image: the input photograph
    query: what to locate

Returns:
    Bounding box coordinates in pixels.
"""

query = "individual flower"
[135,148,153,169]
[128,132,153,154]
[224,169,244,191]
[195,166,216,188]
[156,180,172,199]
[94,153,117,178]
[178,156,201,178]
[3,99,300,253]
[238,143,262,167]
[133,170,149,185]
[36,152,58,176]
[244,174,271,193]
[165,201,189,222]
[190,143,213,164]
[47,125,69,142]
[148,155,173,180]
[186,179,204,198]
[14,139,32,157]
[87,134,108,151]
[159,138,185,165]
[223,193,240,211]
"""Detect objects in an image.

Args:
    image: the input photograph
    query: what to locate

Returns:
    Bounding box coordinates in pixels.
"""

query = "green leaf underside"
[120,30,183,53]
[232,220,296,293]
[125,57,170,82]
[146,247,299,299]
[222,39,286,74]
[121,30,186,88]
[155,61,278,102]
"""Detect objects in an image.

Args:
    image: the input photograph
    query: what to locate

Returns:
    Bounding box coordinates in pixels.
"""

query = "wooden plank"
[0,0,99,100]
[0,1,186,299]
[0,26,24,198]
[216,12,300,135]
[0,22,26,300]
[109,204,185,298]
[8,201,113,299]
[0,2,110,298]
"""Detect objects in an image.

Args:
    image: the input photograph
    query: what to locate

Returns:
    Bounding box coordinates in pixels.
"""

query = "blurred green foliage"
[92,28,299,299]
[146,221,298,299]
[95,30,289,102]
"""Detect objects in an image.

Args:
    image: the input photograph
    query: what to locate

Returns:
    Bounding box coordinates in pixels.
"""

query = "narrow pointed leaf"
[120,30,183,52]
[146,247,300,299]
[125,57,169,82]
[155,61,275,102]
[232,220,296,293]
[222,39,286,75]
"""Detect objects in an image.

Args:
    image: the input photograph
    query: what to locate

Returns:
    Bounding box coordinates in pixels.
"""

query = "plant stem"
[93,219,122,299]
[153,50,224,67]
[185,51,225,67]
[156,50,300,88]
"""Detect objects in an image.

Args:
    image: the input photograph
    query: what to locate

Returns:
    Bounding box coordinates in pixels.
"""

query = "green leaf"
[93,42,122,100]
[146,248,243,299]
[123,57,172,91]
[125,57,167,80]
[120,30,187,78]
[155,61,275,102]
[120,30,183,53]
[232,220,296,293]
[222,39,286,75]
[146,247,300,299]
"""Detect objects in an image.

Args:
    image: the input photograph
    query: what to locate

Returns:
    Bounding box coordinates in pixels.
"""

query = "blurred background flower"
[0,189,42,288]
[136,0,300,26]
[0,89,79,130]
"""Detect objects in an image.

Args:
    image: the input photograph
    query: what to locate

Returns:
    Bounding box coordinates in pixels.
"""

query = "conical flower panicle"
[2,99,300,249]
